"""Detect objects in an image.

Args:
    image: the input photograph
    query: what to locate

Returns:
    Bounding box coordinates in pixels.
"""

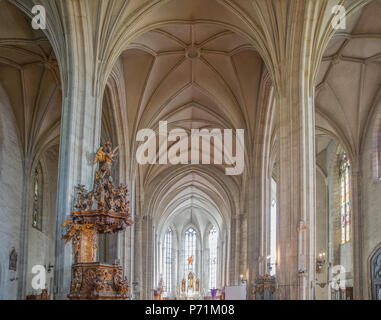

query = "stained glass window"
[184,228,196,273]
[32,165,42,231]
[163,227,173,293]
[339,153,351,244]
[209,226,218,289]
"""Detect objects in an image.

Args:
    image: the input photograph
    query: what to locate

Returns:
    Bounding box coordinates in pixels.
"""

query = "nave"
[0,0,380,301]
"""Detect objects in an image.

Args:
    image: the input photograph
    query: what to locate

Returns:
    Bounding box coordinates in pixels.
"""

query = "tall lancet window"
[184,228,197,273]
[208,226,218,289]
[163,227,173,293]
[339,153,351,244]
[32,164,43,231]
[269,178,277,276]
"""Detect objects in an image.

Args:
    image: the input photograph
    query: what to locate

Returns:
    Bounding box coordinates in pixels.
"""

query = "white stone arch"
[104,62,130,182]
[315,112,355,162]
[146,166,237,224]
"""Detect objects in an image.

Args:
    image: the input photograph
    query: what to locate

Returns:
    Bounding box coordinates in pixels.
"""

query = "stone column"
[242,0,373,300]
[229,216,238,284]
[239,213,248,280]
[133,216,143,299]
[53,88,103,299]
[17,158,32,299]
[276,76,316,300]
[276,82,316,300]
[248,77,274,292]
[52,40,109,298]
[351,160,363,299]
[252,0,324,301]
[220,240,225,289]
[37,2,115,299]
[121,179,135,286]
[143,216,154,299]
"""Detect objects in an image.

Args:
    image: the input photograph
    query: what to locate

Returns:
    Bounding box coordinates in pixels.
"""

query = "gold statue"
[181,278,186,292]
[188,272,194,289]
[93,141,119,179]
[196,278,200,292]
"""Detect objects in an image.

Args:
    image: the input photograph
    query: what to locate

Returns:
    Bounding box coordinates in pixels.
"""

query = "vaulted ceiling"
[0,0,61,167]
[2,0,380,228]
[123,23,263,146]
[316,0,381,158]
[119,23,264,226]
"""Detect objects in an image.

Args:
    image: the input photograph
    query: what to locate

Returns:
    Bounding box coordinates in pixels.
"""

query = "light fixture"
[316,252,326,273]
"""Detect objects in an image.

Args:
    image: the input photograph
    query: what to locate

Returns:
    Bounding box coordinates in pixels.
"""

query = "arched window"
[184,228,197,273]
[32,164,43,231]
[208,226,218,289]
[163,227,173,293]
[339,153,351,244]
[370,246,381,300]
[269,177,277,276]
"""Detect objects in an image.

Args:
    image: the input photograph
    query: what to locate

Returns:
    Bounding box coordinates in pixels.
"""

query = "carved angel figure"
[114,270,129,295]
[71,268,83,293]
[74,184,87,210]
[86,192,93,210]
[93,141,119,179]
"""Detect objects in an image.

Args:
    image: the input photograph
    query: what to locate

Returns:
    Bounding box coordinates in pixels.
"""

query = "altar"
[178,272,203,300]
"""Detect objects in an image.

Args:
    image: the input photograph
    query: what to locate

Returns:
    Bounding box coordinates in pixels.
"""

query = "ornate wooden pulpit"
[63,142,134,300]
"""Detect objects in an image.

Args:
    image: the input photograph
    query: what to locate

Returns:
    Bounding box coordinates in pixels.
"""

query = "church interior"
[0,0,381,300]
